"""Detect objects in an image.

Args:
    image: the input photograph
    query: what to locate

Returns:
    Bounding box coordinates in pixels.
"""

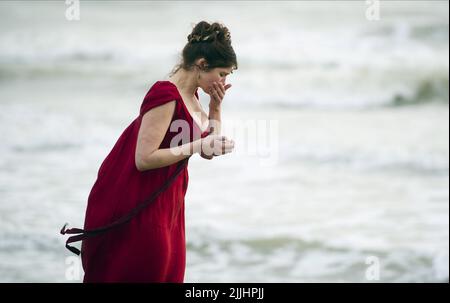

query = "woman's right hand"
[199,135,235,160]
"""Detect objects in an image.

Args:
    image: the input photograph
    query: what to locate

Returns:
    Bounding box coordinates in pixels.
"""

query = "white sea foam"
[0,1,448,282]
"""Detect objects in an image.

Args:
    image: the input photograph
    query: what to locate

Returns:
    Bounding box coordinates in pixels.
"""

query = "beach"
[0,1,448,282]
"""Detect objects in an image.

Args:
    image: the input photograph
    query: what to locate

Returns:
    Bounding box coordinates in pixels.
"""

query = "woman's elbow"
[135,152,161,172]
[135,155,147,172]
[135,152,152,172]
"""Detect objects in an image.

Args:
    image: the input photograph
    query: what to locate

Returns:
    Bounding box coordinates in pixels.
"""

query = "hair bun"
[187,21,231,44]
[169,20,237,78]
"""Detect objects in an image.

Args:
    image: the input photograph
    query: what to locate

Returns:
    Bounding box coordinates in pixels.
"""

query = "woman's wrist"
[209,104,221,113]
[191,139,203,155]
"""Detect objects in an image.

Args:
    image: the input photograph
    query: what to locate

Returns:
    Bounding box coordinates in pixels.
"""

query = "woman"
[80,21,237,282]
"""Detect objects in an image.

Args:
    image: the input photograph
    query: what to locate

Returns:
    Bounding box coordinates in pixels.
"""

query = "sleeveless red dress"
[81,81,209,282]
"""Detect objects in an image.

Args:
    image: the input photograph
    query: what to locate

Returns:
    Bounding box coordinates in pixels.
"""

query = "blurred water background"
[0,1,448,282]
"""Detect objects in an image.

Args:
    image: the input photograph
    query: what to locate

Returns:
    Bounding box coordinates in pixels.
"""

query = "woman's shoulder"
[149,80,174,91]
[145,80,179,99]
[149,80,199,98]
[139,81,180,116]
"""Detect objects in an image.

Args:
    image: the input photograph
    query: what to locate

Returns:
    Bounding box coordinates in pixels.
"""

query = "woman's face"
[199,67,234,94]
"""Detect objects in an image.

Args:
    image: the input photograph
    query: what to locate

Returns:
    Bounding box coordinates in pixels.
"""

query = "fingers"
[209,138,235,155]
[200,150,214,160]
[210,82,230,99]
[211,88,222,103]
[221,140,234,149]
[211,82,232,93]
[213,82,224,99]
[220,83,232,92]
[209,134,226,141]
[222,142,234,154]
[209,82,231,109]
[200,134,234,159]
[217,138,234,155]
[215,82,225,96]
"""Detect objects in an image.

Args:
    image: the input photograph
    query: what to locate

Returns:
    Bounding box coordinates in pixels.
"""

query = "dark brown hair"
[169,21,238,76]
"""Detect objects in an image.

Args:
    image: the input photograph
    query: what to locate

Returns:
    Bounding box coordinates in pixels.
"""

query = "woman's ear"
[196,58,208,70]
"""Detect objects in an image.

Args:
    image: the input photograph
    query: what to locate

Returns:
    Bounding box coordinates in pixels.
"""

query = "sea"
[0,1,448,282]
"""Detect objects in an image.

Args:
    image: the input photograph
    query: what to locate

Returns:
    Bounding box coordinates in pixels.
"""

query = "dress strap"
[60,157,190,255]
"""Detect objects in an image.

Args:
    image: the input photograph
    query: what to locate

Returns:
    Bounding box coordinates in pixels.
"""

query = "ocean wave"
[280,145,449,176]
[360,21,449,44]
[234,72,449,110]
[0,1,447,112]
[186,227,449,282]
[387,78,449,107]
[0,232,62,254]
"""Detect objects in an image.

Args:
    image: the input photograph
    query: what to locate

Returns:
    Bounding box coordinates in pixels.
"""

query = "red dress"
[81,81,209,283]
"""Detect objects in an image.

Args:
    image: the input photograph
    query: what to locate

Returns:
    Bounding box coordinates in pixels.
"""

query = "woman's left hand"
[208,81,232,109]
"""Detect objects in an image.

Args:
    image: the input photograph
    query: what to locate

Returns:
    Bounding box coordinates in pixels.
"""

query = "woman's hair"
[168,21,238,76]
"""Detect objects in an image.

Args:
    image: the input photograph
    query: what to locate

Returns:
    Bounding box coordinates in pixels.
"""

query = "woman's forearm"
[136,139,202,172]
[208,106,222,135]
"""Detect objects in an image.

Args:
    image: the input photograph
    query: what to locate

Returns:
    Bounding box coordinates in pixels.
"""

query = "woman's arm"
[135,100,200,172]
[207,81,231,135]
[207,106,221,135]
[135,100,233,172]
[136,140,202,172]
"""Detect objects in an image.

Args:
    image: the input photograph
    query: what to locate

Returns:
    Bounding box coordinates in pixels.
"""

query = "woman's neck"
[167,69,198,98]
